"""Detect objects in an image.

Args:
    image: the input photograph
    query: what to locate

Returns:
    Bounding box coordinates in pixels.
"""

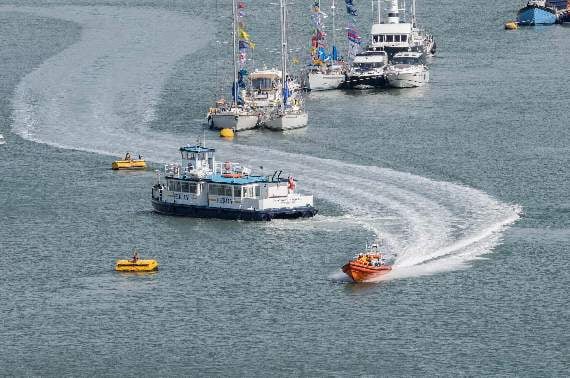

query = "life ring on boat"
[223,161,231,171]
[222,173,243,178]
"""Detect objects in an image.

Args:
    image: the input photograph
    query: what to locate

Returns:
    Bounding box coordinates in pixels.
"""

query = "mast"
[232,0,238,108]
[378,0,382,23]
[412,0,416,26]
[331,0,336,48]
[280,0,287,112]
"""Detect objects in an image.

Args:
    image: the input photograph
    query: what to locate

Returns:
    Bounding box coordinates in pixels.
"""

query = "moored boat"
[151,144,317,221]
[385,51,429,88]
[0,134,5,145]
[342,241,392,282]
[517,0,558,25]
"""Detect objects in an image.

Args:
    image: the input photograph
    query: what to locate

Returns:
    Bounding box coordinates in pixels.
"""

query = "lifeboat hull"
[115,259,158,272]
[342,261,392,282]
[112,159,147,170]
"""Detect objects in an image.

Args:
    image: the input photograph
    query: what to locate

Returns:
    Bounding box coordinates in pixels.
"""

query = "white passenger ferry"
[151,145,317,221]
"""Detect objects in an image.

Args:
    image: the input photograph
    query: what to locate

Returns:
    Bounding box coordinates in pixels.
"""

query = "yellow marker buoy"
[115,259,158,272]
[504,21,518,30]
[220,128,235,138]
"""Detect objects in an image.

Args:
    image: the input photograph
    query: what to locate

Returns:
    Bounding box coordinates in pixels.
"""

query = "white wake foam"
[8,5,521,280]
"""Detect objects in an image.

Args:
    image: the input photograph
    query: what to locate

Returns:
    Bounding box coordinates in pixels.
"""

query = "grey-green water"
[0,1,568,375]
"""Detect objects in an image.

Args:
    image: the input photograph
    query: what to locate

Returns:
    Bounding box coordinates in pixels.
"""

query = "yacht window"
[181,182,189,192]
[379,35,385,42]
[386,35,393,42]
[394,35,400,42]
[188,183,197,194]
[225,186,233,197]
[255,186,260,197]
[401,35,408,42]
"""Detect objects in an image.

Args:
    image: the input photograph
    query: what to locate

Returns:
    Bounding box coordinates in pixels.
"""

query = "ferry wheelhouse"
[151,145,317,221]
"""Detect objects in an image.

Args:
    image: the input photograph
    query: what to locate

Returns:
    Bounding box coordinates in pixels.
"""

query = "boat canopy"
[370,23,413,35]
[179,145,215,154]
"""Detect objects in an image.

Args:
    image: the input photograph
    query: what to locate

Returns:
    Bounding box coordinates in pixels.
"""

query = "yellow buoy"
[115,259,158,272]
[504,21,518,30]
[220,128,235,138]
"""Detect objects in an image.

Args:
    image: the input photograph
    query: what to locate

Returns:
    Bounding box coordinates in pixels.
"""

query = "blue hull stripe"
[517,6,557,25]
[151,200,318,221]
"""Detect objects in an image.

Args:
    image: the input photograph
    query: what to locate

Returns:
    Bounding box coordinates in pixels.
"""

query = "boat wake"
[9,5,521,280]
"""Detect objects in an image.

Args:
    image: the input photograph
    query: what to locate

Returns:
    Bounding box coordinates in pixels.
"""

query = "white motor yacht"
[385,51,429,88]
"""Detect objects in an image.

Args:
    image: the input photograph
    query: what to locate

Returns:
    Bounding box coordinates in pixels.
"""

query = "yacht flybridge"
[368,0,436,59]
[151,144,317,221]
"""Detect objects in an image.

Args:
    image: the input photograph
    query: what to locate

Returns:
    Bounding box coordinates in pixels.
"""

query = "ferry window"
[188,183,197,194]
[174,181,181,192]
[181,182,189,193]
[401,35,407,42]
[386,35,393,42]
[224,186,233,197]
[255,186,260,197]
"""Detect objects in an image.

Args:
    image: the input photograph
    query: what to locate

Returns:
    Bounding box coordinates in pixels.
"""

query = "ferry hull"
[517,6,558,25]
[152,199,317,221]
[342,262,392,282]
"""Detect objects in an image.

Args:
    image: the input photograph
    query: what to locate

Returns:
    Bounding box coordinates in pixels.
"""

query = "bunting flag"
[232,0,253,100]
[345,0,361,61]
[309,0,329,65]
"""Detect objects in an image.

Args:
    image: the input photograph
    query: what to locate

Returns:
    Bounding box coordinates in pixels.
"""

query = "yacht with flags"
[306,0,346,91]
[265,0,308,130]
[151,144,317,221]
[208,0,259,131]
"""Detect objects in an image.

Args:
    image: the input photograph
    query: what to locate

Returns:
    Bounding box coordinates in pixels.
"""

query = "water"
[0,1,568,375]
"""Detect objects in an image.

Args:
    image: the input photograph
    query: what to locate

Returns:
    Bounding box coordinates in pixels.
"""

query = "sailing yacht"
[306,0,345,91]
[208,0,259,132]
[265,0,308,131]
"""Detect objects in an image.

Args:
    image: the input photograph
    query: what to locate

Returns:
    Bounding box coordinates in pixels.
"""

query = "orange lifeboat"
[341,243,392,282]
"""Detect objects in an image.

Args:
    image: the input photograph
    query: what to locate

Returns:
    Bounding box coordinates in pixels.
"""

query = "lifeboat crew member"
[125,152,131,160]
[131,249,139,263]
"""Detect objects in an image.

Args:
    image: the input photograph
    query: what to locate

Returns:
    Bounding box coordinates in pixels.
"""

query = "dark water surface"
[0,1,568,375]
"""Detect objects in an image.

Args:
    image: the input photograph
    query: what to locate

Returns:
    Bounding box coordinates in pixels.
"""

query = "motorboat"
[385,51,429,88]
[0,134,5,145]
[151,144,317,220]
[517,0,559,25]
[112,152,147,170]
[368,0,436,58]
[342,241,392,282]
[344,50,388,89]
